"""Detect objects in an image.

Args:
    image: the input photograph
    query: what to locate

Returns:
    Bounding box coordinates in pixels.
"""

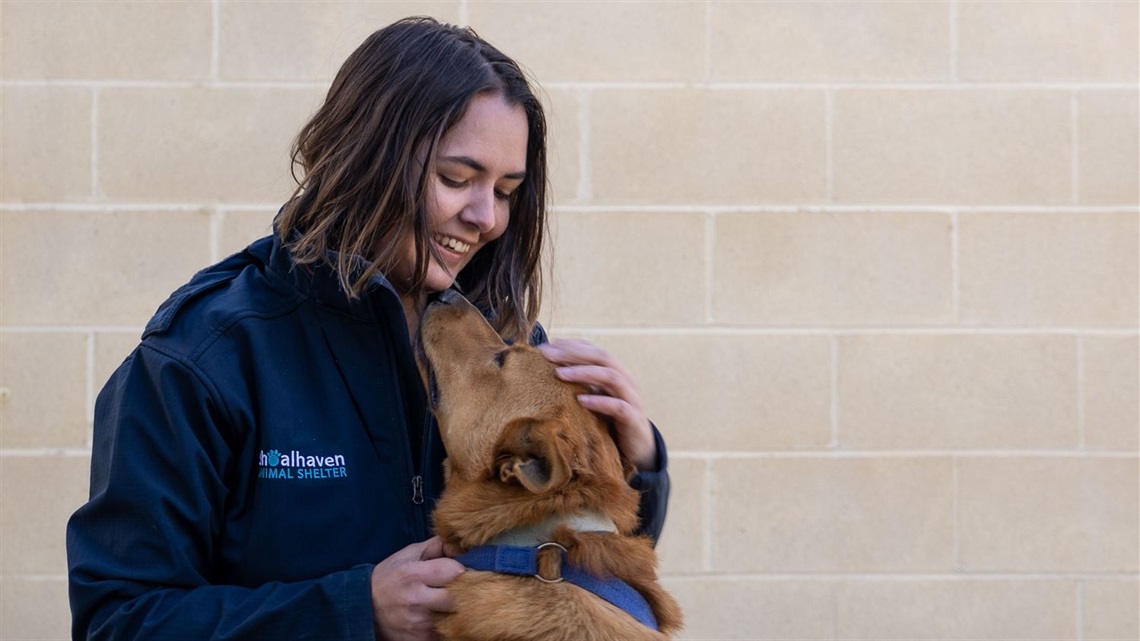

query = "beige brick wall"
[1,1,1136,639]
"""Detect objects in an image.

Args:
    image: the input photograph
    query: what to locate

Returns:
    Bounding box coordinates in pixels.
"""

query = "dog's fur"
[417,290,683,641]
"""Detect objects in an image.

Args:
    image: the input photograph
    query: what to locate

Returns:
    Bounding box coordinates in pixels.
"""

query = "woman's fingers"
[554,364,636,400]
[371,538,465,640]
[538,339,627,373]
[538,339,657,472]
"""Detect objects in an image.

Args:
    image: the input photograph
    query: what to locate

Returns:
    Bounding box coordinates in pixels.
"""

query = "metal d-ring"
[533,541,568,584]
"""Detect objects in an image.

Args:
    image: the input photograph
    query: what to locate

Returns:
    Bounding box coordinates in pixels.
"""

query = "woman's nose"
[459,186,497,233]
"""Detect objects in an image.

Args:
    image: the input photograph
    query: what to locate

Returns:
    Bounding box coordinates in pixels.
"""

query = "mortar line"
[661,572,1140,582]
[2,327,146,334]
[6,325,1139,337]
[705,456,716,572]
[949,0,959,83]
[9,79,1137,91]
[7,575,69,582]
[553,204,1140,214]
[85,331,96,431]
[830,335,840,449]
[202,81,325,90]
[2,80,198,88]
[0,470,5,590]
[668,450,1140,460]
[704,457,714,572]
[704,212,715,324]
[1,449,94,457]
[90,88,100,198]
[1076,581,1086,641]
[952,456,961,571]
[703,0,712,82]
[825,89,835,203]
[6,203,1138,214]
[545,81,1140,91]
[211,0,221,81]
[1,203,214,212]
[951,209,961,322]
[1071,90,1081,204]
[545,81,686,91]
[215,204,281,214]
[830,584,839,641]
[577,89,592,202]
[209,206,224,264]
[1077,336,1087,450]
[0,80,323,90]
[547,326,1140,337]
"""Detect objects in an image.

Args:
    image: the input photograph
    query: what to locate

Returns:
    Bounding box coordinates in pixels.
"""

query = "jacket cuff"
[631,422,668,479]
[628,423,670,544]
[345,564,379,640]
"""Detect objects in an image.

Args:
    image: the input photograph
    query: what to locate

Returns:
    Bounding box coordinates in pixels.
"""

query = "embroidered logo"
[258,449,348,480]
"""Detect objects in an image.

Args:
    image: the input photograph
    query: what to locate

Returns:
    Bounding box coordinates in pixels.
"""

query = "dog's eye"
[494,350,507,368]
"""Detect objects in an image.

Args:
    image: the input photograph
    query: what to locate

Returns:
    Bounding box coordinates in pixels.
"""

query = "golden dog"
[417,290,683,641]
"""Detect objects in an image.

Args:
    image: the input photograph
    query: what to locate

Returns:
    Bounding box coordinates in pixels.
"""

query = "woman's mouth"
[434,234,471,255]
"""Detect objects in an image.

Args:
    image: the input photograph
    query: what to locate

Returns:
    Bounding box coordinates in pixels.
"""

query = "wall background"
[1,1,1138,639]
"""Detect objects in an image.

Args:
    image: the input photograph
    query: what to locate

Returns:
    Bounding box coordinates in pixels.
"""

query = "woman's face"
[392,92,529,296]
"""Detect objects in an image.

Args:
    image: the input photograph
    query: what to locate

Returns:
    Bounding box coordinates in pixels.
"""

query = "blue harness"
[457,542,659,631]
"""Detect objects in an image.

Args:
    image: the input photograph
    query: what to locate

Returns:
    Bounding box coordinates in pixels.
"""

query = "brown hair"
[277,17,548,343]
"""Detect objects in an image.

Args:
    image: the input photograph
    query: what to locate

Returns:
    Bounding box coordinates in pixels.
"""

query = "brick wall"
[1,2,1137,639]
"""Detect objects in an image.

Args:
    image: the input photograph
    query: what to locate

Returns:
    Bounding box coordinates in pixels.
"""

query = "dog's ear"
[495,418,575,494]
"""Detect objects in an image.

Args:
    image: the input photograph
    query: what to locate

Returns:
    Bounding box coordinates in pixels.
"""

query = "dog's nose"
[426,290,456,306]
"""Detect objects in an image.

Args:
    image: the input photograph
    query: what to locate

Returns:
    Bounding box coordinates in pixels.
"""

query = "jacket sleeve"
[66,345,376,641]
[528,323,672,545]
[630,424,671,544]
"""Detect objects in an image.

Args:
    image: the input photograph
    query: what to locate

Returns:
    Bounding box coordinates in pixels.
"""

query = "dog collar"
[483,510,618,547]
[456,542,659,631]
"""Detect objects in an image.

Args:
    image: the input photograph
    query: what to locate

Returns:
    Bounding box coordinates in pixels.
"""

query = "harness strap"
[457,544,659,631]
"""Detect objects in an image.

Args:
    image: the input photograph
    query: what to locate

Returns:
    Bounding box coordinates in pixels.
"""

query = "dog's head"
[417,290,632,500]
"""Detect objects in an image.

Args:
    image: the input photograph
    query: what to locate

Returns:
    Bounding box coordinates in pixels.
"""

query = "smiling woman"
[277,18,548,345]
[387,93,530,336]
[65,15,673,641]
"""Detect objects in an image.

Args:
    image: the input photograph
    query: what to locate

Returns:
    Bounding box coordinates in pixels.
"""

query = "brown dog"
[417,290,683,641]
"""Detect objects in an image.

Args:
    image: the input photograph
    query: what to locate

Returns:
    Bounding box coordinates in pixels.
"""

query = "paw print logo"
[267,450,281,467]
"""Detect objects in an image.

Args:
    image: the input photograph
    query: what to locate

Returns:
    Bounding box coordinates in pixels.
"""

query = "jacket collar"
[246,229,404,325]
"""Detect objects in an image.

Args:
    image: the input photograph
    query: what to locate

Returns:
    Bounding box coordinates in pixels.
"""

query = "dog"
[417,289,683,641]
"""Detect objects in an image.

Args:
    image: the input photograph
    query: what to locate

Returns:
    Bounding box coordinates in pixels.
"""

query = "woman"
[67,17,670,641]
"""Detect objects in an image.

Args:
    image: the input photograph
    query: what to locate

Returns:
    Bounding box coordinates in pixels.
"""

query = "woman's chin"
[423,271,458,294]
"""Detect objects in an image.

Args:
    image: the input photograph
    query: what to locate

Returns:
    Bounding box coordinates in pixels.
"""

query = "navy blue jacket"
[66,232,671,640]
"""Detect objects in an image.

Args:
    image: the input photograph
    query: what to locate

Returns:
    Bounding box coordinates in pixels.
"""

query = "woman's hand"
[371,536,464,641]
[537,338,657,472]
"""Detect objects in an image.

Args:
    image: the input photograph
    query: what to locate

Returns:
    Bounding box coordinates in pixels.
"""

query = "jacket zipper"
[373,288,433,535]
[412,475,424,505]
[413,411,433,508]
[410,411,433,538]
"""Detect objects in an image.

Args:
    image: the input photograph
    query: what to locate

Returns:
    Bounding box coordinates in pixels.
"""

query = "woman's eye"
[494,190,512,202]
[439,175,465,188]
